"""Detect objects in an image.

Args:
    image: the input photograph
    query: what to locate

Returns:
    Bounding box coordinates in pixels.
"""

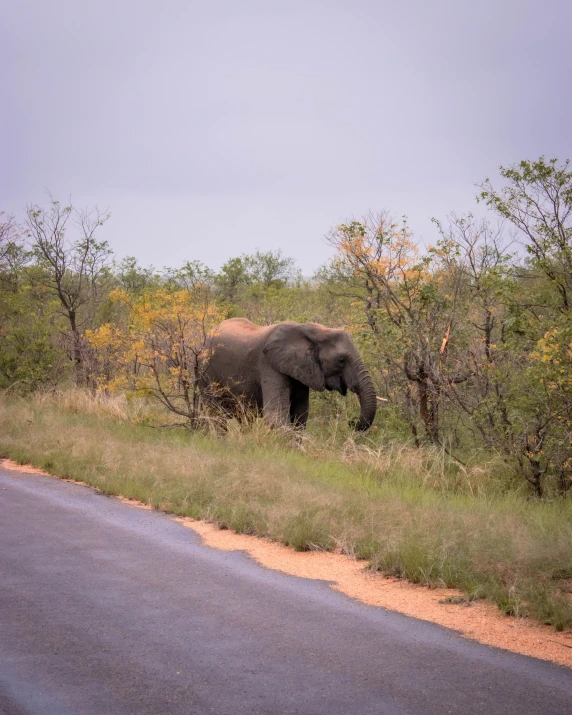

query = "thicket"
[2,157,572,498]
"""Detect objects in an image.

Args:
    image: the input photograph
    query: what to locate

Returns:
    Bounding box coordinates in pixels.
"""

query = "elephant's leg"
[261,369,291,428]
[289,380,310,429]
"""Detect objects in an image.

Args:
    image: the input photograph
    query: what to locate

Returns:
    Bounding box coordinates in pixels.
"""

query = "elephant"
[201,318,377,430]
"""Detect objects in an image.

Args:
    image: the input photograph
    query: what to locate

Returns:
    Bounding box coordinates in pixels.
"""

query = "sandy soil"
[2,460,53,476]
[3,458,572,669]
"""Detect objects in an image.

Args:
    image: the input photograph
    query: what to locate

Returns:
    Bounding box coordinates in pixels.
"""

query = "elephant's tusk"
[376,396,389,403]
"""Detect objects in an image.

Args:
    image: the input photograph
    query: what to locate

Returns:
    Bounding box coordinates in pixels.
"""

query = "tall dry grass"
[1,389,571,630]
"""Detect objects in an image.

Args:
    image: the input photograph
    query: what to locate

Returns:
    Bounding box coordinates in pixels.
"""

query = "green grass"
[1,390,571,631]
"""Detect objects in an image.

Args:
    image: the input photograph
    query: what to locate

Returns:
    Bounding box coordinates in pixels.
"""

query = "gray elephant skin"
[201,318,377,430]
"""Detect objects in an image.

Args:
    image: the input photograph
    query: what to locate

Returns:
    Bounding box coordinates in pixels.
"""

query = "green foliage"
[480,156,572,310]
[0,214,61,390]
[215,255,252,302]
[215,249,300,303]
[0,286,59,390]
[115,256,160,296]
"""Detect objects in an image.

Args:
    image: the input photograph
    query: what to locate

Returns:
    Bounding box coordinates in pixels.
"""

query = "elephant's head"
[263,322,377,430]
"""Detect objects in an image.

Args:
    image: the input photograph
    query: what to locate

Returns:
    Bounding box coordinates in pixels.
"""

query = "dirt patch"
[2,459,52,476]
[3,458,571,669]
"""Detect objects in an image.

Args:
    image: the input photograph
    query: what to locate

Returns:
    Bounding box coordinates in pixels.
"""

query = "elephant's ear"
[263,324,325,391]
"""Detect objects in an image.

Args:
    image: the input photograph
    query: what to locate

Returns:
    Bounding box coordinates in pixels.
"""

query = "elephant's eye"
[338,355,346,366]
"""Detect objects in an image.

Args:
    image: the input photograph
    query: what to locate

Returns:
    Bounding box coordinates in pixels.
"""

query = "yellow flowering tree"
[87,283,225,428]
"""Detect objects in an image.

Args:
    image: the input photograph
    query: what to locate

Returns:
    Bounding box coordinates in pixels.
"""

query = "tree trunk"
[417,376,440,444]
[69,310,83,386]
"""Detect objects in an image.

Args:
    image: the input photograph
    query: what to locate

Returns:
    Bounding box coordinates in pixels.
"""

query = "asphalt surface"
[1,468,571,715]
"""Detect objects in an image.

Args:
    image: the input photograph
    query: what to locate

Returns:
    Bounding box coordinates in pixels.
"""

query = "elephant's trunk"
[349,354,377,431]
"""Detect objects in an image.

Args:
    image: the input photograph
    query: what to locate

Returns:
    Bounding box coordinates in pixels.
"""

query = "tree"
[26,196,112,384]
[244,249,299,288]
[478,158,572,495]
[0,213,61,390]
[115,256,159,296]
[431,214,515,447]
[215,256,252,302]
[479,157,572,311]
[215,249,300,304]
[321,212,469,444]
[164,261,215,292]
[530,323,572,494]
[0,213,28,292]
[87,281,225,428]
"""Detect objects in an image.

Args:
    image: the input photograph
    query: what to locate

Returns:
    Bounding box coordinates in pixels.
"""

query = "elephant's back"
[213,318,272,349]
[205,319,270,388]
[218,318,268,338]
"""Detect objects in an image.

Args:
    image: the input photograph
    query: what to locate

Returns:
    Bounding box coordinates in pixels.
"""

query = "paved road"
[1,469,571,715]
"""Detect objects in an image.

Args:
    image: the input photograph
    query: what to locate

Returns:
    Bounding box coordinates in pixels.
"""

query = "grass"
[1,389,571,631]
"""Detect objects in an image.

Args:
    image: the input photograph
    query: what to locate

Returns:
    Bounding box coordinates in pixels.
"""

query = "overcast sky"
[2,0,571,273]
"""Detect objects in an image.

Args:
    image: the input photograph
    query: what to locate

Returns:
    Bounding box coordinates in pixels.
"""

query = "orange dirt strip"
[3,458,572,669]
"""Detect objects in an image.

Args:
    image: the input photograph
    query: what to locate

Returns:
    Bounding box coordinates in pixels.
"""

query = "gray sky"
[2,0,571,273]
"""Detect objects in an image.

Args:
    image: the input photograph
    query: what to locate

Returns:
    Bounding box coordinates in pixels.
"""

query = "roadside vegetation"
[1,157,572,629]
[1,389,571,630]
